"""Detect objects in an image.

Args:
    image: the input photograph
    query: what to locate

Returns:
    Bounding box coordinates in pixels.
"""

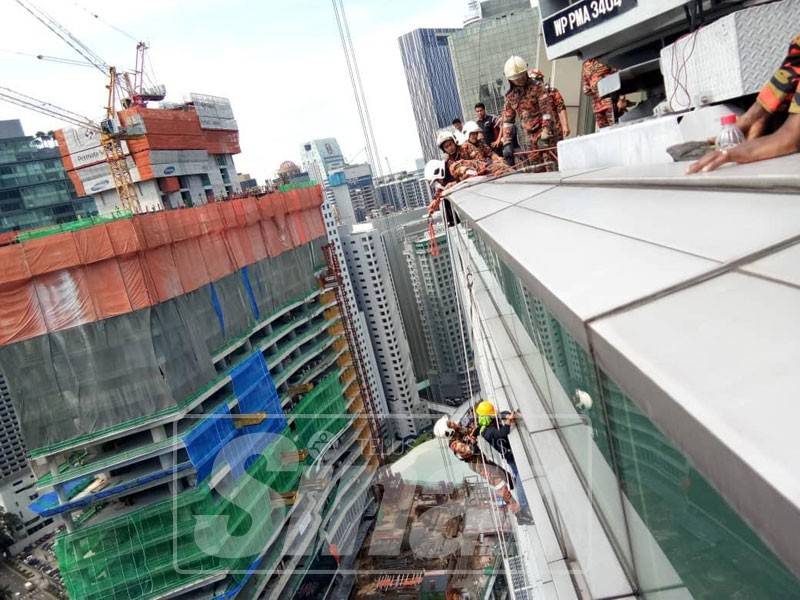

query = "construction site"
[3,0,800,599]
[353,473,505,600]
[0,184,384,599]
[0,3,394,600]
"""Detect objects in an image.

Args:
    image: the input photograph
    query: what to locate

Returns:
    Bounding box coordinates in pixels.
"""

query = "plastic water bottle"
[716,114,745,150]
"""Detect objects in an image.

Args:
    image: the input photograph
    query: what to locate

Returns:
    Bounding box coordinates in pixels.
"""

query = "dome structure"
[277,161,301,178]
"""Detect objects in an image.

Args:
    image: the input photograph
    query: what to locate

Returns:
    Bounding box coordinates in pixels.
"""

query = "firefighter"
[461,121,512,177]
[437,130,485,183]
[688,32,800,173]
[582,58,621,129]
[501,55,543,165]
[433,416,519,513]
[424,158,454,226]
[529,68,571,142]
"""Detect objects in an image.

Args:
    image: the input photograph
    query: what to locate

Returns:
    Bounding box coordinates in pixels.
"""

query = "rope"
[427,217,440,257]
[441,207,514,566]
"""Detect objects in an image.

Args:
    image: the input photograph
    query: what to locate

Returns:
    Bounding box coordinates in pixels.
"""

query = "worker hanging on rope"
[476,401,532,522]
[501,55,543,166]
[460,121,513,177]
[433,416,520,514]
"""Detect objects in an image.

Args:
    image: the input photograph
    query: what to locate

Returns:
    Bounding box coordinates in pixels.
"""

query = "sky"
[0,0,478,181]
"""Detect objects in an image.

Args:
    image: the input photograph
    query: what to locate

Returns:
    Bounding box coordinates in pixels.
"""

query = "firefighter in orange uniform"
[582,58,616,129]
[501,56,542,165]
[461,121,513,177]
[437,130,486,183]
[529,68,571,143]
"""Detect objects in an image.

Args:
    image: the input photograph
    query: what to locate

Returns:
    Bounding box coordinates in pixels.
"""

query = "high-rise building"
[0,119,95,232]
[55,94,242,214]
[0,189,380,598]
[404,222,478,404]
[300,138,346,184]
[370,209,433,389]
[448,0,539,119]
[399,29,463,162]
[375,169,432,212]
[328,163,378,223]
[464,0,482,24]
[320,172,394,448]
[341,222,429,442]
[0,373,56,551]
[447,167,800,599]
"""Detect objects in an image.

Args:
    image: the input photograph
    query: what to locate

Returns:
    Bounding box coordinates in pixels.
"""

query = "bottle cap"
[720,114,737,126]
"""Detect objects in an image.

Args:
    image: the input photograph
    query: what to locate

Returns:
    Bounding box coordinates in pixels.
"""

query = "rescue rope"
[440,207,514,564]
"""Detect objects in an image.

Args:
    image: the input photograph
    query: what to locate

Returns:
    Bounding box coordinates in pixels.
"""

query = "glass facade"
[448,0,539,120]
[0,125,95,232]
[467,227,800,599]
[399,28,462,162]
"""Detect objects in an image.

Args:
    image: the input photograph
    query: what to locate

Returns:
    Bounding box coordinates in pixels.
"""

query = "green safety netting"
[289,373,349,459]
[15,211,134,241]
[55,373,351,600]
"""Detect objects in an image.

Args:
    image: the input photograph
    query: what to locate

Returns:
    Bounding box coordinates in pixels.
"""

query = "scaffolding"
[321,244,385,462]
[54,372,352,600]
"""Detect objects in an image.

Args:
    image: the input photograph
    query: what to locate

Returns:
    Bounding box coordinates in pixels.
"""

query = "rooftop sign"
[542,0,638,46]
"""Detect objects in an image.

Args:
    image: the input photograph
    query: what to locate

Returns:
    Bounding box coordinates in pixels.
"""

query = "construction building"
[340,222,429,443]
[0,187,382,599]
[398,28,462,162]
[0,119,96,233]
[374,169,431,212]
[404,222,478,405]
[54,94,242,215]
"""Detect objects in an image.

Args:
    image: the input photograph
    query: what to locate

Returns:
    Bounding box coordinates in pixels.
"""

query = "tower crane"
[0,79,142,213]
[4,1,168,213]
[13,0,165,106]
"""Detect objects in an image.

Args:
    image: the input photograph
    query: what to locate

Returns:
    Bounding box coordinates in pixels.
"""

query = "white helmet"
[463,120,481,136]
[436,130,457,149]
[504,55,528,79]
[424,160,446,183]
[433,416,455,438]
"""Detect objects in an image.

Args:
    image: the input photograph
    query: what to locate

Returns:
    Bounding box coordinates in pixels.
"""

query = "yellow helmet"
[475,400,496,417]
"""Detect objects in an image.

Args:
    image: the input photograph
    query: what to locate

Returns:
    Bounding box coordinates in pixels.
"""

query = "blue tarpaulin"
[183,402,238,483]
[30,464,191,517]
[183,351,287,484]
[209,282,225,333]
[241,266,260,321]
